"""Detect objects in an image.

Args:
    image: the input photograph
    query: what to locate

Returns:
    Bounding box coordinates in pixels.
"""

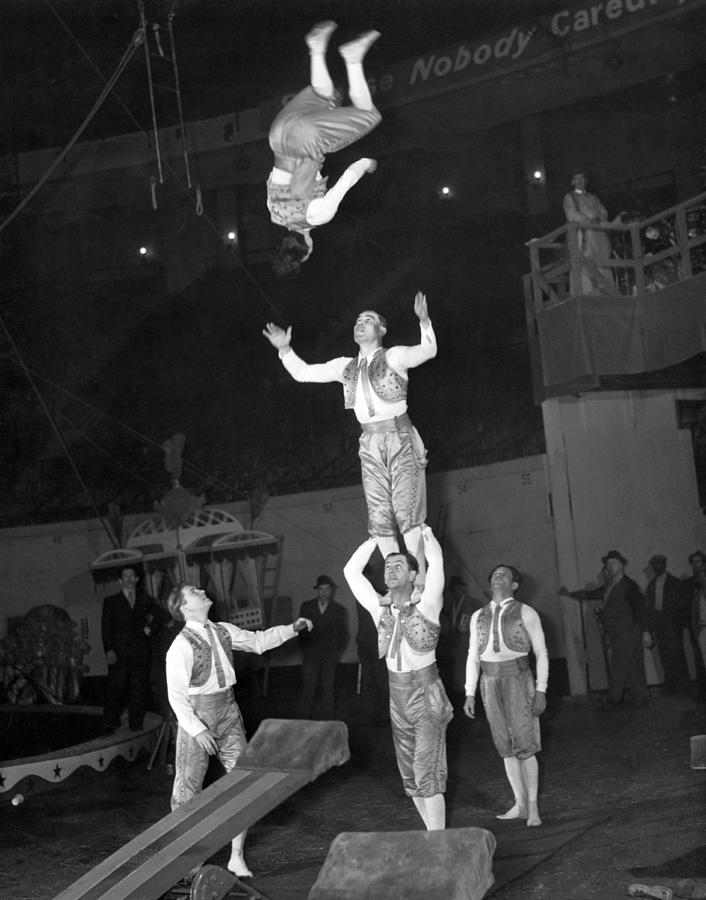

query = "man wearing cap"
[264,292,436,571]
[464,565,549,826]
[646,555,689,693]
[561,550,651,706]
[298,574,348,719]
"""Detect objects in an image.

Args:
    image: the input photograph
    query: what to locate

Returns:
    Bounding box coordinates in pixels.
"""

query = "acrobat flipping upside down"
[267,21,382,273]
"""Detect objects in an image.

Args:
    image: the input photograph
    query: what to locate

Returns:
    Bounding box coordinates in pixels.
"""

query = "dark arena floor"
[1,669,705,900]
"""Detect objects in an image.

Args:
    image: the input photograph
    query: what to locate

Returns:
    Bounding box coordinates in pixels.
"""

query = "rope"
[139,0,163,186]
[0,350,249,500]
[41,0,285,323]
[0,27,143,237]
[167,7,192,189]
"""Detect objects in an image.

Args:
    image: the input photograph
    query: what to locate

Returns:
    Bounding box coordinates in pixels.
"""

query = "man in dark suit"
[646,554,689,693]
[562,550,652,707]
[439,575,484,703]
[298,574,348,719]
[101,566,163,732]
[684,551,706,698]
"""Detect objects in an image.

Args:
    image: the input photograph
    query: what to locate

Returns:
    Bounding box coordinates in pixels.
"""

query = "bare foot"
[526,812,542,827]
[227,852,253,879]
[496,804,527,820]
[306,20,337,54]
[339,30,381,64]
[360,158,378,174]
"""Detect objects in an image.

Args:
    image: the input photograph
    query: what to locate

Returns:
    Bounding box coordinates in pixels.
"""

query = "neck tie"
[358,357,376,417]
[204,623,226,688]
[491,602,501,652]
[388,611,404,671]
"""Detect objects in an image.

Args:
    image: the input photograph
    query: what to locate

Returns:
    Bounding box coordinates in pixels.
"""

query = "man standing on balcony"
[563,171,614,295]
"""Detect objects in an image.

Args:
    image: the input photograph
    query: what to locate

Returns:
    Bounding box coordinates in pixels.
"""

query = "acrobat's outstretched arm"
[306,159,378,227]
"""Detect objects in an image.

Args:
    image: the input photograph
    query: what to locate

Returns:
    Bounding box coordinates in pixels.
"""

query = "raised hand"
[413,291,429,324]
[263,322,292,349]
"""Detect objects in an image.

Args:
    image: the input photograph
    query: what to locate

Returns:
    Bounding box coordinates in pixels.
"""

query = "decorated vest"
[181,624,233,688]
[342,349,408,411]
[378,594,440,666]
[477,600,531,654]
[267,176,328,233]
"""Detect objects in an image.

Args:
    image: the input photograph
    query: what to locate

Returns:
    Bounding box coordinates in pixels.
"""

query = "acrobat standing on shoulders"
[263,291,436,574]
[267,21,381,274]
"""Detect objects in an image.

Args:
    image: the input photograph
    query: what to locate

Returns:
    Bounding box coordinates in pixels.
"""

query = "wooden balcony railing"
[524,191,706,314]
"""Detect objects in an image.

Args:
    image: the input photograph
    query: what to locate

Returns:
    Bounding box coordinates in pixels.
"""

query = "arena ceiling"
[2,0,569,153]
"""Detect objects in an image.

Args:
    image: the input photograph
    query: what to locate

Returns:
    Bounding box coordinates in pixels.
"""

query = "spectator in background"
[439,575,484,704]
[150,614,183,721]
[298,575,348,719]
[645,554,689,694]
[560,550,651,707]
[355,570,390,724]
[691,568,706,698]
[685,551,706,699]
[101,566,163,733]
[563,171,615,295]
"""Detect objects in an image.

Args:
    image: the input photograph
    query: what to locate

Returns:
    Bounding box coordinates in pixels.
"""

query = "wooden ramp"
[53,719,349,900]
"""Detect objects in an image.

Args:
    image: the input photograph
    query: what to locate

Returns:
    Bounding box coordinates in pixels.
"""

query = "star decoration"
[53,765,62,779]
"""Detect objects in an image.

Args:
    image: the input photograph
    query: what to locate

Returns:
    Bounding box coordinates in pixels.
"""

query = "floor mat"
[489,813,611,895]
[246,815,609,900]
[629,846,706,879]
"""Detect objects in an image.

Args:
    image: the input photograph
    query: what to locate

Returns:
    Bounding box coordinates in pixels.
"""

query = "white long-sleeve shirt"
[166,619,296,737]
[279,320,437,425]
[464,599,549,697]
[343,532,444,673]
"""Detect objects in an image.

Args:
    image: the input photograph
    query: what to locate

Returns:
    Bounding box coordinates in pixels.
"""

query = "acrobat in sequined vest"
[341,349,408,411]
[266,177,328,234]
[180,624,232,688]
[476,600,532,654]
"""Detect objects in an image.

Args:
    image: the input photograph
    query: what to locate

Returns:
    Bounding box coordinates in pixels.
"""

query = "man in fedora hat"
[298,574,348,718]
[646,554,689,693]
[561,550,651,706]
